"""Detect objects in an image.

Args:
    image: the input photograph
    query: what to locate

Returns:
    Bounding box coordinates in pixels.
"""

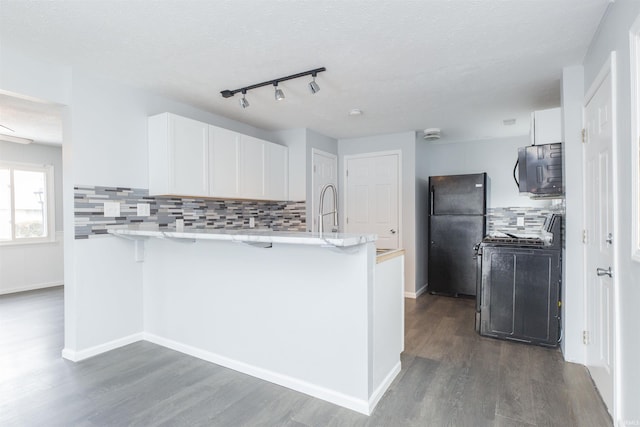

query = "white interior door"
[345,153,399,249]
[584,62,615,414]
[312,150,337,233]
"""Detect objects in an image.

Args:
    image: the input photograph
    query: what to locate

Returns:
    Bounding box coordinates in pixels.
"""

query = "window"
[0,162,55,244]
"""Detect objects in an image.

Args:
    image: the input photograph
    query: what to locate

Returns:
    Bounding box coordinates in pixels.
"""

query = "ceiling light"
[239,90,249,108]
[348,108,363,116]
[309,73,320,94]
[220,67,326,108]
[0,134,33,144]
[274,83,285,101]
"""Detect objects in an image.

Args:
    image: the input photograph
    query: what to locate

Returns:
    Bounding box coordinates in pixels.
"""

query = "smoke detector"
[423,128,441,140]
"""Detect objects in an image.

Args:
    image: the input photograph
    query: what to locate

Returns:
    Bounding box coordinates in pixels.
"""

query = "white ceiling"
[0,0,610,144]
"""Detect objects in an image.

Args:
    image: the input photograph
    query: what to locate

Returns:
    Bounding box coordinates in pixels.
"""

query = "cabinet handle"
[596,267,612,278]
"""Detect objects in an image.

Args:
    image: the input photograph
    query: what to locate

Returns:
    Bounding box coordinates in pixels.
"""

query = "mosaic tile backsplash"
[486,206,565,234]
[75,185,306,239]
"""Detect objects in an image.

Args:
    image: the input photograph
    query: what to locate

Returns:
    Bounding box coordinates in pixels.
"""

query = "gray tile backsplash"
[486,206,564,234]
[74,185,306,239]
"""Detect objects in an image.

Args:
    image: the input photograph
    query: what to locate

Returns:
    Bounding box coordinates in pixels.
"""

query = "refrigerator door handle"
[430,186,434,215]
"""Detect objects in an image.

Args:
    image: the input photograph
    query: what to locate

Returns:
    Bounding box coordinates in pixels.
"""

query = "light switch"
[516,216,525,227]
[249,217,255,228]
[137,203,150,217]
[104,201,121,217]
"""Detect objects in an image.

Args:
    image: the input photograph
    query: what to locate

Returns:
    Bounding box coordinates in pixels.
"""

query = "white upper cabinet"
[209,126,240,198]
[240,135,266,199]
[149,113,209,196]
[530,107,562,145]
[148,113,289,200]
[265,142,288,201]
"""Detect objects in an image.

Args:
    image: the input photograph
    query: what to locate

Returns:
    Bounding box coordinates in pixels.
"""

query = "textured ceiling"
[0,0,610,144]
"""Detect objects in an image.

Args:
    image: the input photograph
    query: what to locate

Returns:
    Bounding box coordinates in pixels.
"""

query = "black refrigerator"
[428,173,487,296]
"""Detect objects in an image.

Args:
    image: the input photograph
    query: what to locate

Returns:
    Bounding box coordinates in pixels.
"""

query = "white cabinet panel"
[209,126,240,198]
[148,113,208,196]
[240,135,266,199]
[531,107,561,145]
[265,143,288,201]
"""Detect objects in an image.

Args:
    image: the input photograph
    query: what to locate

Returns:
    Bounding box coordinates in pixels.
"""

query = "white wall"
[0,137,64,294]
[582,1,640,424]
[415,135,553,208]
[560,65,585,363]
[338,132,417,296]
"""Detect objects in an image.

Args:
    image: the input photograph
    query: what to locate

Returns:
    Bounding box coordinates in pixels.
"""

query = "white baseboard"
[0,281,64,295]
[404,284,427,299]
[61,332,143,362]
[144,332,371,415]
[368,361,401,413]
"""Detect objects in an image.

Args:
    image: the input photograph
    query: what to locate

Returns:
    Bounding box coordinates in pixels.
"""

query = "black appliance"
[515,143,563,198]
[476,214,562,347]
[428,173,487,296]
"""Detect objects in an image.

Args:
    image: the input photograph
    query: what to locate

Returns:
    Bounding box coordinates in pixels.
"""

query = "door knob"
[390,229,397,234]
[596,267,612,278]
[606,233,613,244]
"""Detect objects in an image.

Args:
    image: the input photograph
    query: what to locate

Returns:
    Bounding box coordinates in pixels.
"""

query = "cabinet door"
[240,135,265,199]
[532,107,561,145]
[265,143,288,201]
[169,115,209,196]
[209,126,240,198]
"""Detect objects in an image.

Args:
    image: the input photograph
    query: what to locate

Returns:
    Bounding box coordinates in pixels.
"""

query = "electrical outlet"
[249,217,255,228]
[516,216,525,227]
[104,201,120,217]
[136,203,150,217]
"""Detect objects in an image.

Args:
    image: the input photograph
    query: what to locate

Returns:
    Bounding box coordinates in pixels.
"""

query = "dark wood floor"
[0,286,612,426]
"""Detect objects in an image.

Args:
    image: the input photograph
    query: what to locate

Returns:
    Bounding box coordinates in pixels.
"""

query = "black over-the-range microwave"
[515,142,564,198]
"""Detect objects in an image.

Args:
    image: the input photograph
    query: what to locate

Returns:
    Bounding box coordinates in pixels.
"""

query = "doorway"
[344,151,401,249]
[0,91,64,295]
[583,52,617,416]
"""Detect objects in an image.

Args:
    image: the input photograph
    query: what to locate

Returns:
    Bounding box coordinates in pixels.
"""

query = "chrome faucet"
[318,183,338,234]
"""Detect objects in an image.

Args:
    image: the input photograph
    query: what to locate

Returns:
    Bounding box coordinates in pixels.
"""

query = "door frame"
[311,148,338,233]
[582,50,619,420]
[343,150,402,248]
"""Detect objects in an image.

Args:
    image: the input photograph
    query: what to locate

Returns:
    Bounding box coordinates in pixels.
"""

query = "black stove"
[475,214,563,347]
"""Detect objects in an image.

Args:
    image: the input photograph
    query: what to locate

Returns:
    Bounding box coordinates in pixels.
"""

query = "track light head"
[239,90,249,108]
[309,73,320,94]
[274,82,285,101]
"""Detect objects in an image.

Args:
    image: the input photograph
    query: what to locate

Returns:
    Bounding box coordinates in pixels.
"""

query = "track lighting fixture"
[239,90,249,108]
[274,82,285,101]
[309,72,320,94]
[221,67,325,108]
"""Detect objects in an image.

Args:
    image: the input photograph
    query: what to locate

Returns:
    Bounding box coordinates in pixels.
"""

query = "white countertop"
[107,225,377,248]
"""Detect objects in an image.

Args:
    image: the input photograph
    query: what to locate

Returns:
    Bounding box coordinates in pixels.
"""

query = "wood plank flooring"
[0,287,612,426]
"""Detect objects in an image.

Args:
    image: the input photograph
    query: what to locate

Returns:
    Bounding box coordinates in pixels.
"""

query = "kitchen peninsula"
[108,227,404,415]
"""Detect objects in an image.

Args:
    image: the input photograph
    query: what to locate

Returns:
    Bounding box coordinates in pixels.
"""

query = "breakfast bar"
[108,227,404,415]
